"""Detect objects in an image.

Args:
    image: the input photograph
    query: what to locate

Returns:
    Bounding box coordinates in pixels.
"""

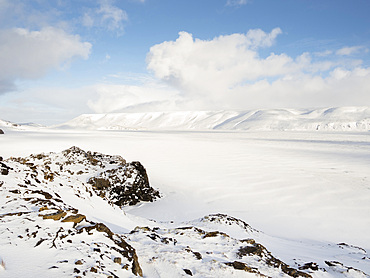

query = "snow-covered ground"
[1,114,370,277]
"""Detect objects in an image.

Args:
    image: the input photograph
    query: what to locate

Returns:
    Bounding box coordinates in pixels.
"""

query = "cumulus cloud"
[0,27,91,94]
[146,29,370,110]
[147,29,290,101]
[82,0,128,34]
[147,29,284,88]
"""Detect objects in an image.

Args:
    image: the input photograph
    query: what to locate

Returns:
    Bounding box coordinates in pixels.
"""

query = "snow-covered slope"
[0,119,45,133]
[1,148,369,277]
[58,107,370,131]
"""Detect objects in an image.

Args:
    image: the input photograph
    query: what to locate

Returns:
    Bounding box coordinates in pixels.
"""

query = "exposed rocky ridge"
[1,148,369,277]
[128,223,313,277]
[0,147,161,277]
[6,146,160,207]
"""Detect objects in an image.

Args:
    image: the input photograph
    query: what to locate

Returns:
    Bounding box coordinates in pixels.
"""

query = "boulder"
[0,129,4,134]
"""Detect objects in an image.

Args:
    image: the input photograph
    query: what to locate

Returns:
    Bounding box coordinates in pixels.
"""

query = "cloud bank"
[0,27,91,94]
[144,29,370,110]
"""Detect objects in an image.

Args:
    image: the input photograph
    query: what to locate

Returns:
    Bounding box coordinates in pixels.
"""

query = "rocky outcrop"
[87,160,160,206]
[0,129,4,134]
[6,146,160,207]
[128,216,313,278]
[0,147,150,277]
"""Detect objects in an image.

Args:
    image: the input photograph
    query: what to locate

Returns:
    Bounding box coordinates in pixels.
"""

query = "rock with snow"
[0,147,151,277]
[0,129,3,134]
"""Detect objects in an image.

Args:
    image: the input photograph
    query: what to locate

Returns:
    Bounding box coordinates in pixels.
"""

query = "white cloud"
[147,29,290,100]
[336,46,364,56]
[226,0,249,6]
[82,0,128,34]
[0,27,91,94]
[98,0,128,31]
[146,29,370,110]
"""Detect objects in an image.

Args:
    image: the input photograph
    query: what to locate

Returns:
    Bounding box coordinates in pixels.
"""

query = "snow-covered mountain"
[1,148,369,277]
[0,119,45,133]
[58,107,370,131]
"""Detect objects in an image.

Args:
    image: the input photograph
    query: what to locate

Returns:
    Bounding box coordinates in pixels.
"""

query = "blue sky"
[0,0,369,124]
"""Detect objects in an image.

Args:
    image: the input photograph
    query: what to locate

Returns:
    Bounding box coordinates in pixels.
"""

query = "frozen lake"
[1,129,370,249]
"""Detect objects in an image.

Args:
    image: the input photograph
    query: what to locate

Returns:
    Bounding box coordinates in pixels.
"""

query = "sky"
[0,0,370,125]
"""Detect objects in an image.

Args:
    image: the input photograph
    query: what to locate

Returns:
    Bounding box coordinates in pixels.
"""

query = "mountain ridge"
[56,107,370,132]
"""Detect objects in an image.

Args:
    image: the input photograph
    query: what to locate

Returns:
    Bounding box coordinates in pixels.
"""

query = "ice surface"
[1,129,369,246]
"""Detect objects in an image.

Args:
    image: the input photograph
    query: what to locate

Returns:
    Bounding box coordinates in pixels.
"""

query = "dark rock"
[225,261,258,273]
[0,161,12,175]
[0,129,4,134]
[299,262,319,271]
[88,160,160,207]
[203,231,229,239]
[183,269,193,276]
[89,178,111,190]
[325,261,340,267]
[32,190,53,199]
[237,245,265,258]
[132,254,143,277]
[193,252,202,260]
[35,238,46,247]
[48,266,58,269]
